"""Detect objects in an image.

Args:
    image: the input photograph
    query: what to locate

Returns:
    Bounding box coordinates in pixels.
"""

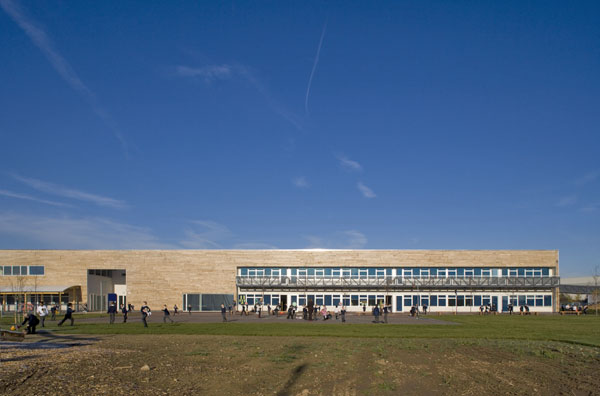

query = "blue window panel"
[544,295,552,306]
[29,266,45,275]
[542,268,549,276]
[397,268,403,276]
[333,296,340,306]
[3,266,11,275]
[351,295,359,306]
[421,297,429,306]
[351,268,359,277]
[412,295,420,306]
[396,296,403,311]
[438,297,446,306]
[474,296,482,306]
[430,296,438,306]
[518,295,526,305]
[457,268,464,276]
[291,296,297,304]
[272,296,279,305]
[316,296,324,305]
[413,268,420,276]
[291,269,297,275]
[299,297,306,306]
[325,295,332,305]
[404,296,411,307]
[502,269,508,276]
[368,268,376,276]
[474,268,481,276]
[241,268,248,275]
[325,268,332,276]
[281,269,287,275]
[368,295,376,306]
[263,295,271,304]
[457,295,465,306]
[430,268,437,276]
[265,269,271,275]
[386,269,392,276]
[535,296,543,306]
[308,268,315,275]
[307,295,315,304]
[343,296,350,306]
[518,268,525,276]
[247,297,254,305]
[526,296,534,306]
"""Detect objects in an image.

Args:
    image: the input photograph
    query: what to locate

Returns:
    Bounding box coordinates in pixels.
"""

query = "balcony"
[236,276,560,290]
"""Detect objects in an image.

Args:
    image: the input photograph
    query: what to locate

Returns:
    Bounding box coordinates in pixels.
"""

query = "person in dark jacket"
[221,303,227,322]
[107,302,117,324]
[372,306,380,323]
[57,303,74,326]
[121,303,128,323]
[21,312,40,334]
[162,305,174,323]
[141,302,151,327]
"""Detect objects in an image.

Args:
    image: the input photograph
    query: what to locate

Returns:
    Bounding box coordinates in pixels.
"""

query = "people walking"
[37,302,48,327]
[383,304,389,324]
[188,304,192,315]
[57,303,74,326]
[162,305,174,323]
[335,304,340,320]
[121,303,128,323]
[508,303,514,315]
[107,302,117,324]
[287,304,295,319]
[221,303,228,322]
[307,299,314,321]
[141,301,151,328]
[50,304,57,320]
[174,304,179,315]
[341,305,347,323]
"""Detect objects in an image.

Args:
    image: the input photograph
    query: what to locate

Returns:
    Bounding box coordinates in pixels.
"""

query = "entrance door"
[502,296,508,312]
[280,295,288,311]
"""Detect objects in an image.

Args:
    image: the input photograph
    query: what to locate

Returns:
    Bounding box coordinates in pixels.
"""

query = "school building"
[0,249,560,313]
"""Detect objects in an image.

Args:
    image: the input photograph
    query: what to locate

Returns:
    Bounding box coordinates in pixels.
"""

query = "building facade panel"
[0,250,559,312]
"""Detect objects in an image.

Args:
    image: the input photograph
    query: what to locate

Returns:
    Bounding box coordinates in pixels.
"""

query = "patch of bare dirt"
[1,335,599,395]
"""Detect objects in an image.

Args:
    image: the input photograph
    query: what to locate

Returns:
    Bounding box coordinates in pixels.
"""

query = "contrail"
[305,23,327,116]
[0,0,129,156]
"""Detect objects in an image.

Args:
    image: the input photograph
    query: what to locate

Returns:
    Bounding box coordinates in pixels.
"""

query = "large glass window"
[12,266,21,275]
[438,296,446,306]
[316,295,324,305]
[535,295,543,306]
[368,295,376,306]
[465,295,473,306]
[430,295,438,306]
[526,295,534,306]
[518,295,526,306]
[448,295,456,307]
[438,268,446,277]
[457,295,465,306]
[343,295,351,306]
[544,295,552,306]
[351,295,359,306]
[474,295,482,306]
[332,295,339,306]
[3,266,12,275]
[28,266,45,275]
[299,296,306,306]
[404,296,411,307]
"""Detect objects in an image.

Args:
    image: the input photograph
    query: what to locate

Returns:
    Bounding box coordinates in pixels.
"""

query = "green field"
[4,314,599,347]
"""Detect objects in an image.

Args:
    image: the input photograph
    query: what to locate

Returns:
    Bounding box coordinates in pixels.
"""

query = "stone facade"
[0,250,559,310]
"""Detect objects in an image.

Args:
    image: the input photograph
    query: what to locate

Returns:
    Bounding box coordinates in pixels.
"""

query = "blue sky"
[0,1,598,276]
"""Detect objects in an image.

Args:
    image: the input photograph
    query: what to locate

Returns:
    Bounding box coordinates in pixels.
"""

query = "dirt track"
[1,333,599,396]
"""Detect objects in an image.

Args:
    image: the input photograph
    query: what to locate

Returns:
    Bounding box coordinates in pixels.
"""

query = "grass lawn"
[4,314,598,347]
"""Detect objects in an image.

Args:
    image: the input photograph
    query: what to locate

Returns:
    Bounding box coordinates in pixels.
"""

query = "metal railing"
[236,276,560,290]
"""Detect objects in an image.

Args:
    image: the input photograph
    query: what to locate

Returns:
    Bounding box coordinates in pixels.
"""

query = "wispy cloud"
[343,230,367,248]
[0,0,128,154]
[175,64,232,82]
[336,154,363,172]
[175,63,303,131]
[580,203,599,213]
[357,182,376,198]
[293,176,309,188]
[0,189,70,207]
[9,173,126,209]
[0,212,174,249]
[305,23,327,115]
[179,220,232,249]
[574,170,600,186]
[556,195,577,207]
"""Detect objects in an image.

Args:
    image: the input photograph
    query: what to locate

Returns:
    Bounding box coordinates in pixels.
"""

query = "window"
[526,295,534,306]
[12,266,21,275]
[421,269,429,278]
[316,295,324,305]
[263,295,271,305]
[542,268,549,277]
[342,295,350,306]
[482,296,490,306]
[299,296,306,306]
[412,295,420,306]
[457,295,465,306]
[544,295,552,306]
[351,295,359,306]
[438,268,446,277]
[332,269,340,277]
[29,266,45,275]
[535,295,543,306]
[518,295,526,305]
[457,268,464,277]
[3,266,11,275]
[464,269,474,277]
[448,296,456,307]
[509,268,517,277]
[438,296,446,306]
[332,295,340,306]
[404,296,411,307]
[474,268,481,277]
[421,296,429,307]
[447,268,457,277]
[368,295,376,306]
[430,295,438,306]
[430,268,438,277]
[465,295,473,306]
[272,295,279,305]
[474,295,482,306]
[240,268,248,276]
